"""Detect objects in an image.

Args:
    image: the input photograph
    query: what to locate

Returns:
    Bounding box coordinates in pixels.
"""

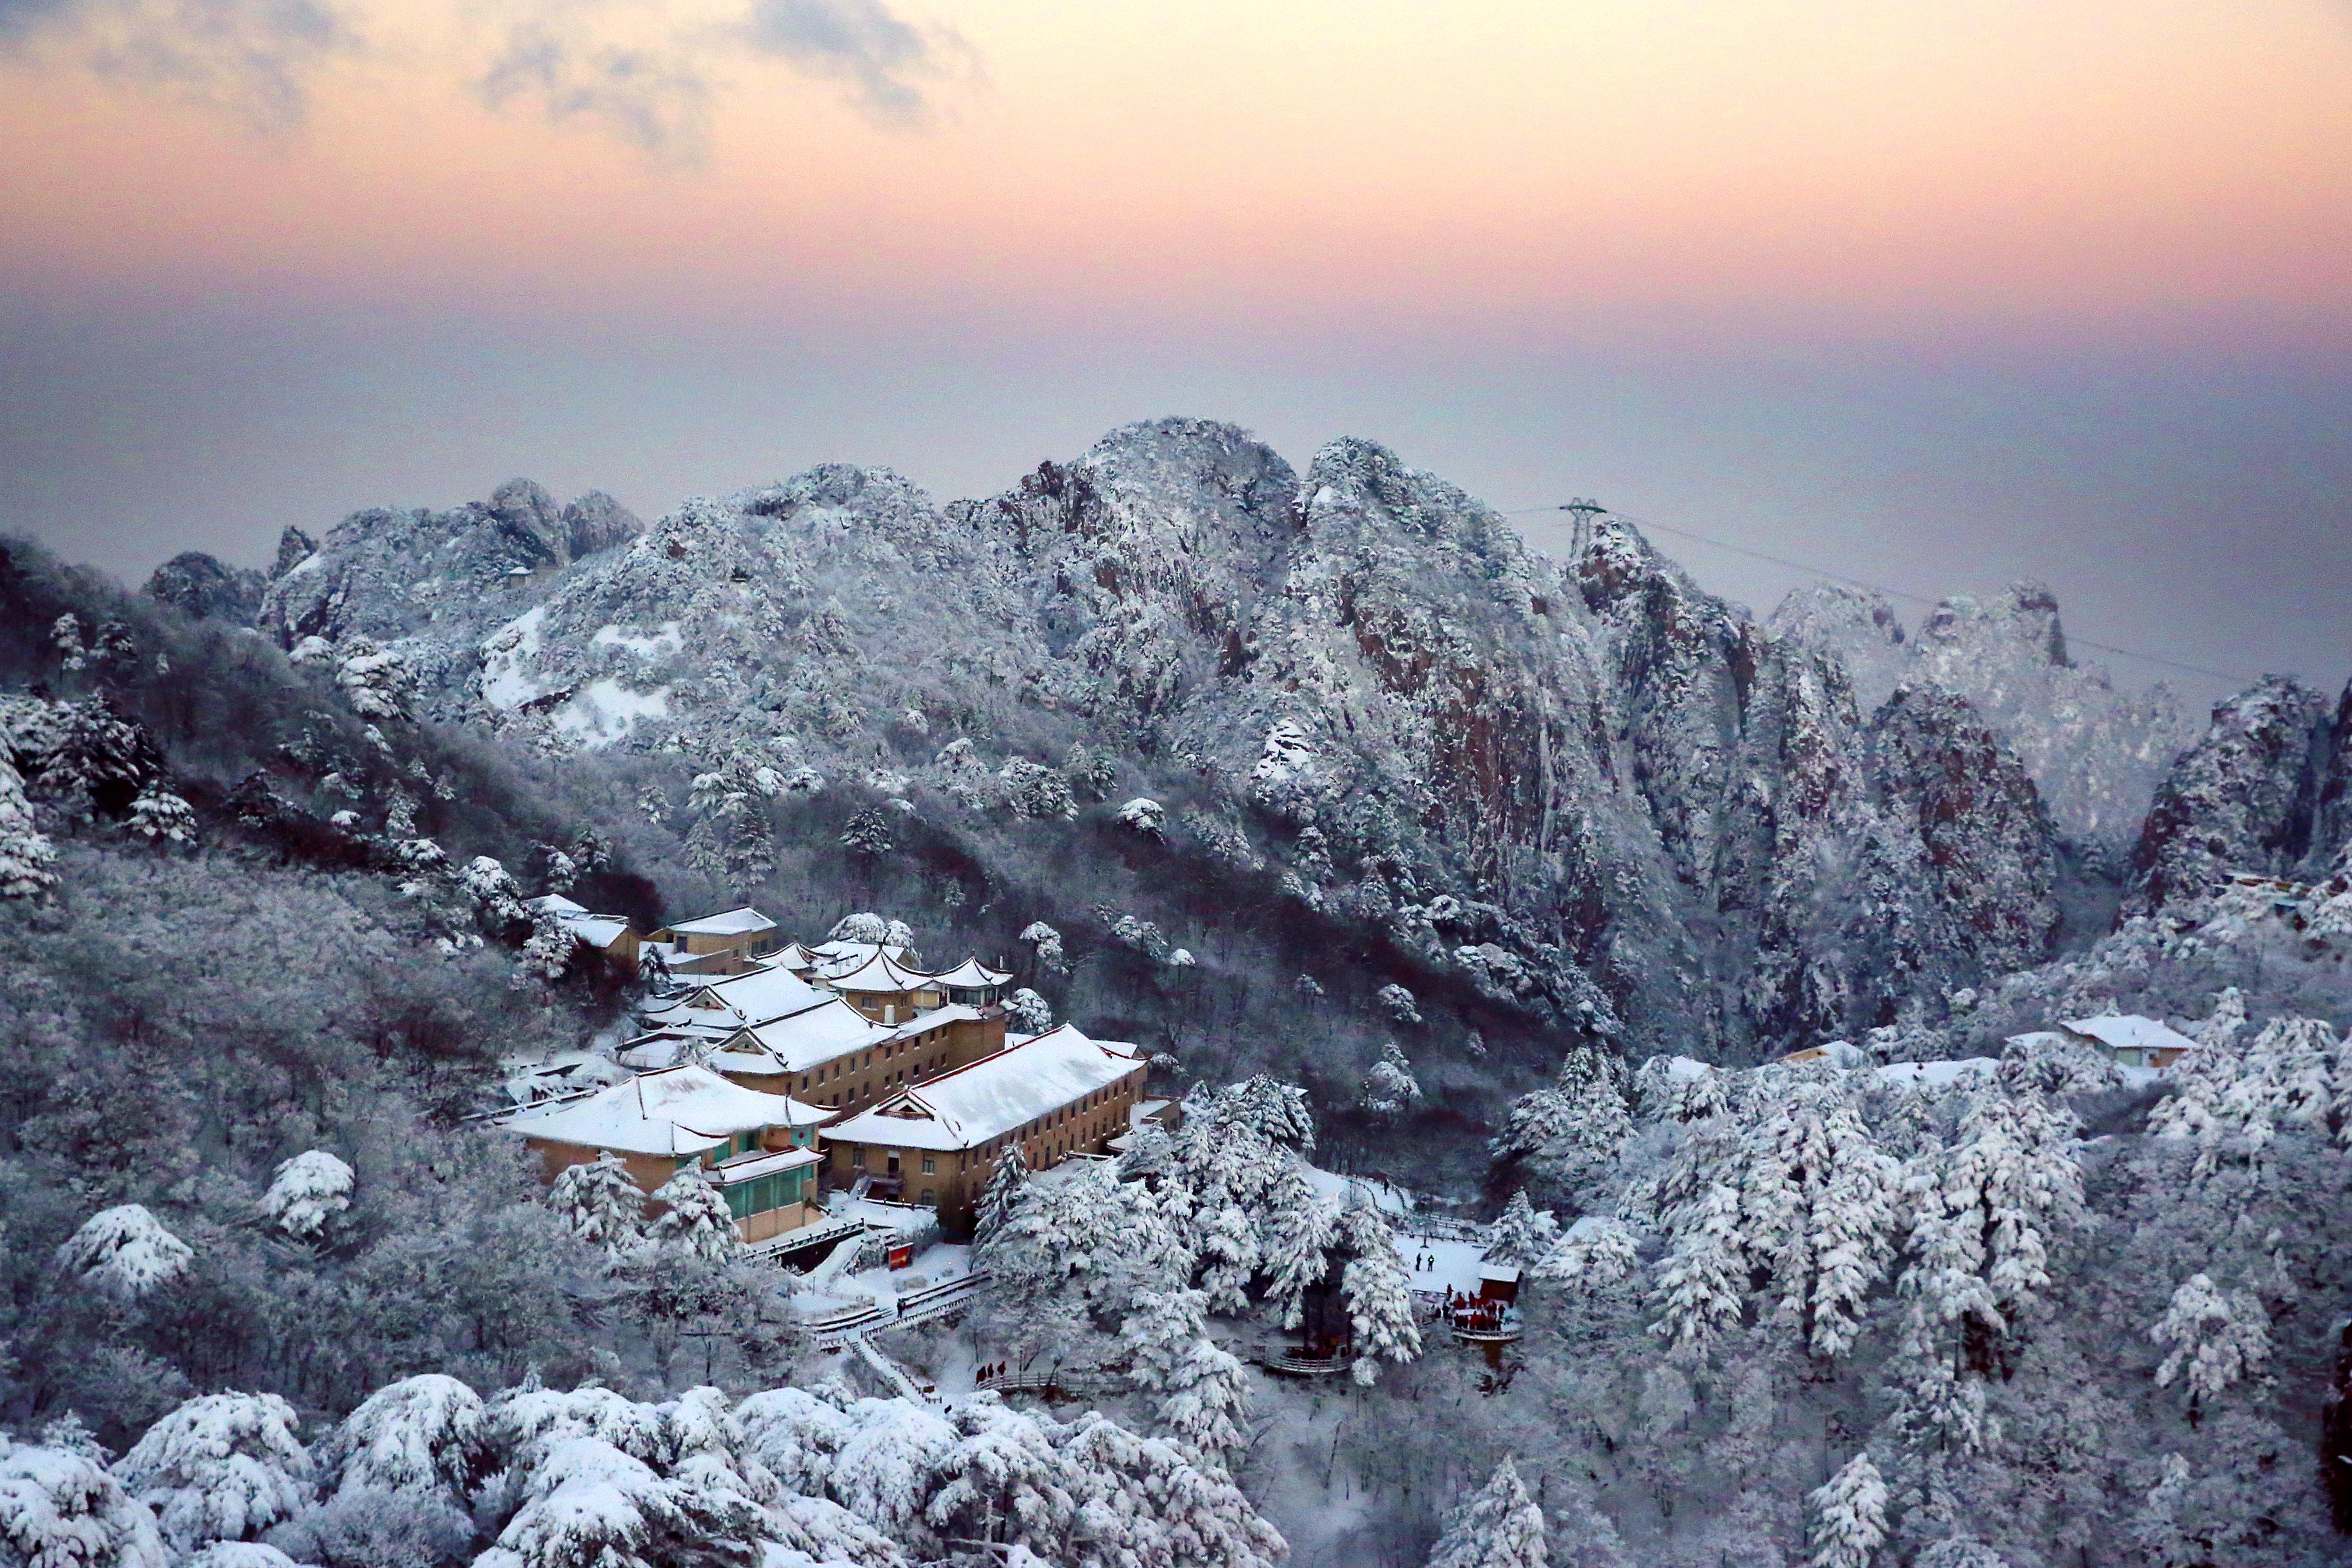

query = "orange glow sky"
[3,0,2350,699]
[6,0,2351,331]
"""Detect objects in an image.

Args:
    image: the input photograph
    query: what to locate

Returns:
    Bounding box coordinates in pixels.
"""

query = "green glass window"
[725,1172,794,1218]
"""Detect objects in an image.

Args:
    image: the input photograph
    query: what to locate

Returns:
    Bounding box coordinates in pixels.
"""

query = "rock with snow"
[145,552,265,626]
[2131,675,2341,913]
[225,417,2303,1054]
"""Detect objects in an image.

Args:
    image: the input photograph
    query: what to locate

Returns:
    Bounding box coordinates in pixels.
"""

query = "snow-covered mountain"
[193,417,2352,1057]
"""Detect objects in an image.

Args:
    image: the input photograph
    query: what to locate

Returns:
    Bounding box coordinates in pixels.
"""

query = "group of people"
[1444,1289,1510,1331]
[975,1360,1015,1384]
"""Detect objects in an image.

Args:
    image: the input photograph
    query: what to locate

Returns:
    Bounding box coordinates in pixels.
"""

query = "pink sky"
[6,0,2349,338]
[3,0,2349,699]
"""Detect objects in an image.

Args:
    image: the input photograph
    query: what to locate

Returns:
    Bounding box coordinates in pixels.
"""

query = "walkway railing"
[808,1269,987,1350]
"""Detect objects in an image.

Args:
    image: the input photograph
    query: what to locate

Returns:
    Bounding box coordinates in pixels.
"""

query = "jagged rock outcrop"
[144,552,264,625]
[2130,676,2338,912]
[1772,579,2197,860]
[256,481,643,704]
[272,526,318,579]
[227,418,2204,1054]
[1868,683,2058,974]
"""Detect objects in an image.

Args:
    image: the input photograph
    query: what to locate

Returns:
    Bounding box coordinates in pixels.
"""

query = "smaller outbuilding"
[646,906,781,976]
[2060,1013,2199,1069]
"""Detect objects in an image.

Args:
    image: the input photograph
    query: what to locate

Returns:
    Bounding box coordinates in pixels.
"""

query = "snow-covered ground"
[1394,1236,1489,1298]
[1299,1163,1414,1217]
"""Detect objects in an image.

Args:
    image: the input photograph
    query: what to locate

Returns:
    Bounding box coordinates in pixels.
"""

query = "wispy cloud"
[476,16,713,158]
[743,0,968,125]
[0,0,354,127]
[0,0,973,149]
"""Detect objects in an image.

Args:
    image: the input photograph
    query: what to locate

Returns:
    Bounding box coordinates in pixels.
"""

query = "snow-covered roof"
[822,1024,1143,1152]
[639,966,827,1034]
[500,1065,824,1156]
[930,956,1012,988]
[770,942,815,971]
[732,999,890,1073]
[526,894,634,950]
[2061,1014,2199,1055]
[665,906,778,937]
[729,999,988,1075]
[710,1146,823,1184]
[808,941,919,979]
[818,948,935,994]
[617,1032,699,1071]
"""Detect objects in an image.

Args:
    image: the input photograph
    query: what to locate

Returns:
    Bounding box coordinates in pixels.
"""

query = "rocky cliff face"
[256,480,642,688]
[144,552,265,625]
[227,418,2230,1056]
[2129,675,2346,912]
[1770,579,2198,863]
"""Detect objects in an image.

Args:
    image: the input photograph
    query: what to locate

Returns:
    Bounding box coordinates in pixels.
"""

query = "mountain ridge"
[152,415,2352,1058]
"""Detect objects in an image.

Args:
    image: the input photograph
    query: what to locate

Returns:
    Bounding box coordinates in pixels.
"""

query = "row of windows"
[797,1035,948,1101]
[972,1075,1138,1165]
[723,1167,808,1218]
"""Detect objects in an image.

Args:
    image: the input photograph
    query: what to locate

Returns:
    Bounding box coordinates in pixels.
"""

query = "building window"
[921,1154,935,1174]
[851,1146,866,1167]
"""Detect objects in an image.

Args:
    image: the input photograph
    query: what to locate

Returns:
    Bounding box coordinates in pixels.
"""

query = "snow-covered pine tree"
[1337,1197,1421,1384]
[1124,1288,1212,1391]
[1493,1043,1633,1186]
[1195,1201,1259,1315]
[1648,1181,1745,1352]
[940,1402,1094,1558]
[1019,922,1067,972]
[1054,1412,1288,1568]
[2151,1273,2271,1418]
[259,1149,354,1243]
[550,1151,648,1256]
[1006,988,1053,1034]
[1533,1217,1640,1292]
[1259,1175,1339,1329]
[57,1204,194,1299]
[126,788,196,846]
[0,753,58,898]
[316,1373,491,1500]
[52,612,86,670]
[1483,1190,1561,1269]
[0,1432,170,1568]
[649,1165,738,1260]
[1359,1041,1421,1124]
[1156,1338,1253,1475]
[974,1141,1030,1247]
[117,1393,314,1556]
[1213,1075,1317,1152]
[520,906,577,983]
[841,806,895,858]
[1807,1451,1887,1568]
[1427,1455,1547,1568]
